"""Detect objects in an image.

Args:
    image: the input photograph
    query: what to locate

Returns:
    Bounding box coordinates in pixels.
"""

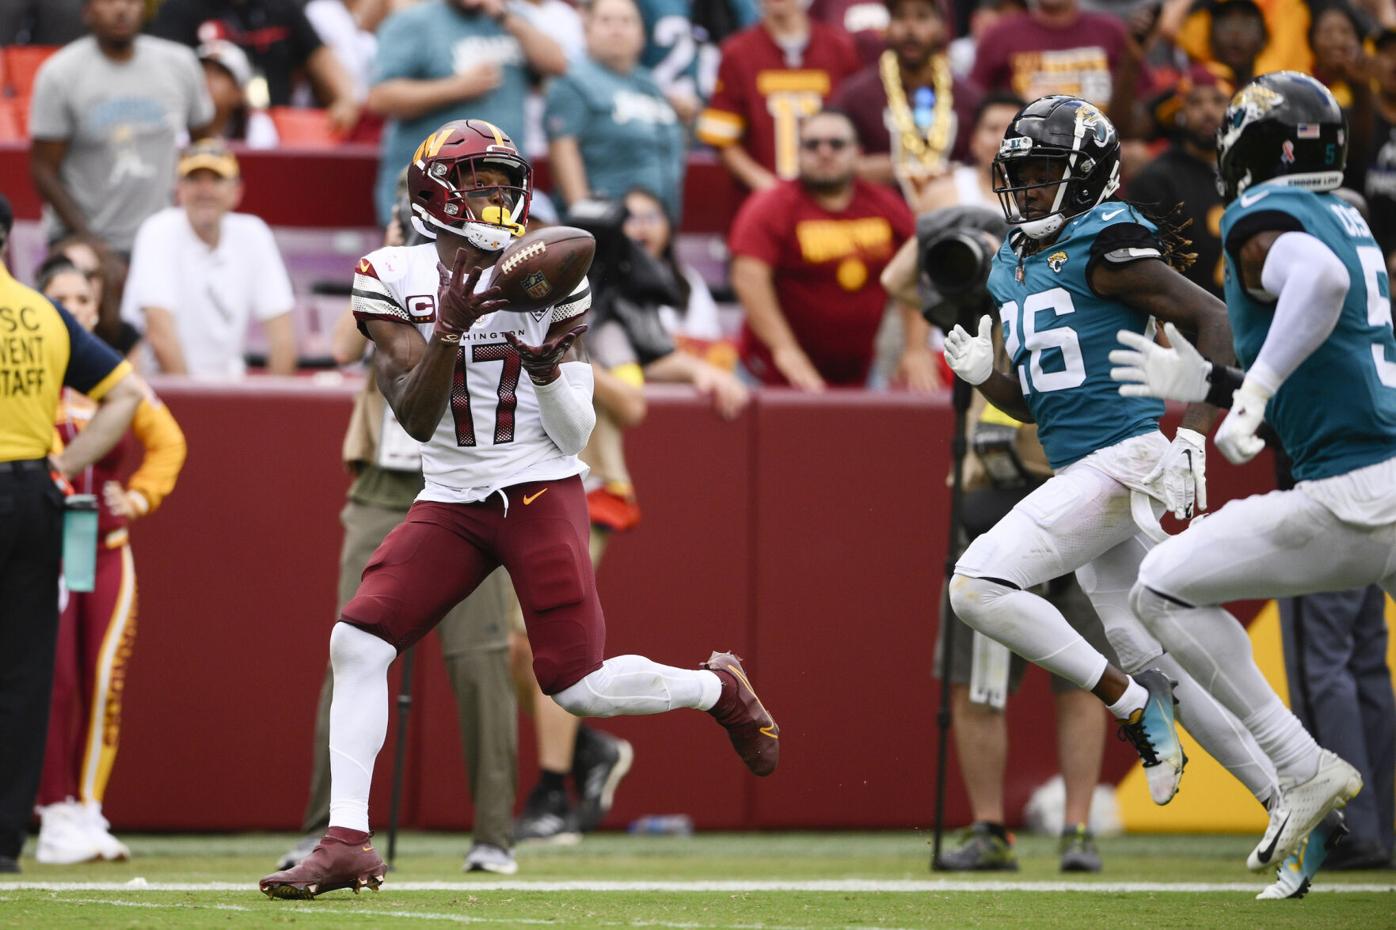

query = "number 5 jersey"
[351,244,592,504]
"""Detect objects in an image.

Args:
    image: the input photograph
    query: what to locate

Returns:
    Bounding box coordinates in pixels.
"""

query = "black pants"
[0,463,64,859]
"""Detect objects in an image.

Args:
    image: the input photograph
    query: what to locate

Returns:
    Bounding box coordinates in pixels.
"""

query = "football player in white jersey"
[261,120,778,900]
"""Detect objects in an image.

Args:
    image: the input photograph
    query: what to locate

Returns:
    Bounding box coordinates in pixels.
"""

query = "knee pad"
[948,573,1015,634]
[330,621,396,676]
[1129,581,1192,632]
[551,667,609,717]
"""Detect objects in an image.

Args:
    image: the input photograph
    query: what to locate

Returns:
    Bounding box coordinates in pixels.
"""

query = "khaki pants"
[299,499,517,849]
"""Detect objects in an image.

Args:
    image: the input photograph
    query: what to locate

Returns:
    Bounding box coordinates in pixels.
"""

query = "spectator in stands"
[29,0,214,257]
[1127,67,1230,297]
[635,0,759,119]
[149,0,361,131]
[365,0,566,224]
[1368,27,1396,264]
[33,257,187,868]
[1309,1,1376,190]
[121,141,297,377]
[969,0,1133,106]
[198,39,278,147]
[545,0,686,222]
[831,0,981,208]
[0,0,84,45]
[696,0,861,191]
[729,109,914,388]
[810,0,890,62]
[947,0,1025,79]
[303,0,391,104]
[1162,0,1312,76]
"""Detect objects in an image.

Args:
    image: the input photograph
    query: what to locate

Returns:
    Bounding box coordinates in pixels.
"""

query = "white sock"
[1106,678,1148,720]
[949,575,1110,691]
[1132,588,1320,782]
[552,655,723,717]
[326,622,396,834]
[1152,654,1278,802]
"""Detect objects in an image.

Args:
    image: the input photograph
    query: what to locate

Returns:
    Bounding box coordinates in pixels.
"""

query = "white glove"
[1215,378,1271,464]
[945,315,995,386]
[1109,322,1211,402]
[1146,427,1207,519]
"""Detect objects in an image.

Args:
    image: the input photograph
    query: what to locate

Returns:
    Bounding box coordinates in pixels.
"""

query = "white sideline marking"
[2,879,1394,893]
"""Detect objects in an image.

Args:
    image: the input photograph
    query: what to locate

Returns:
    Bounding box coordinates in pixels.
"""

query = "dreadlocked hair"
[1127,200,1198,274]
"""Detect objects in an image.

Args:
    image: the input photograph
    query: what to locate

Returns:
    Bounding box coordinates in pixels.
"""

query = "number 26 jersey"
[351,243,592,504]
[986,202,1165,470]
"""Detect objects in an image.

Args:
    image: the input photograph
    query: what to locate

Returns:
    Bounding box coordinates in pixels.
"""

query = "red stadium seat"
[3,45,59,100]
[268,106,346,148]
[0,96,27,142]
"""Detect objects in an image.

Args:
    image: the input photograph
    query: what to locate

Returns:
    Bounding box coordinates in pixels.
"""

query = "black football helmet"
[991,96,1121,239]
[1216,71,1346,203]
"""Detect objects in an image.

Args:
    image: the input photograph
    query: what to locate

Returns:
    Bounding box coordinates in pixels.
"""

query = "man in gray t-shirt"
[29,0,213,254]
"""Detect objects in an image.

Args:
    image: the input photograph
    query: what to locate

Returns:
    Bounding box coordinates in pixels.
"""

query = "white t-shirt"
[122,207,295,378]
[350,243,592,503]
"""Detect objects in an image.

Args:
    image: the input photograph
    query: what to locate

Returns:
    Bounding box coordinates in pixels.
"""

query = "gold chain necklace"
[880,50,954,171]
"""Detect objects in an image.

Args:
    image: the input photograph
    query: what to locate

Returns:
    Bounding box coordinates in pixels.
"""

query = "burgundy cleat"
[703,651,780,776]
[259,828,386,900]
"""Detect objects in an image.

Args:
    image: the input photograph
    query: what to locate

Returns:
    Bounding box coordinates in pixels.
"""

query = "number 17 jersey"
[986,202,1165,470]
[351,243,593,504]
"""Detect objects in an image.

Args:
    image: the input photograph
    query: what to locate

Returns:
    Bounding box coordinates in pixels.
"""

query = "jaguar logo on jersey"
[522,270,551,300]
[1048,251,1069,272]
[405,294,437,321]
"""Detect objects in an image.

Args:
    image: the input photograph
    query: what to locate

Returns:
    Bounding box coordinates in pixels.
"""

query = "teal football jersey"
[986,202,1165,469]
[1220,183,1396,481]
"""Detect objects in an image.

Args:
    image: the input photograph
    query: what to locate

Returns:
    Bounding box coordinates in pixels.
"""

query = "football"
[492,226,596,314]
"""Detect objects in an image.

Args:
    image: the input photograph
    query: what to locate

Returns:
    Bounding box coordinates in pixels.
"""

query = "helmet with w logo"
[406,119,532,252]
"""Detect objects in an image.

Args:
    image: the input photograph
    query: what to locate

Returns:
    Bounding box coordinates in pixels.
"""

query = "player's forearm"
[534,361,596,454]
[976,371,1034,422]
[379,337,458,442]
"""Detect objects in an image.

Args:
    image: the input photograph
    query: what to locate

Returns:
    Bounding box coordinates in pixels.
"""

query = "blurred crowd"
[1,0,1392,391]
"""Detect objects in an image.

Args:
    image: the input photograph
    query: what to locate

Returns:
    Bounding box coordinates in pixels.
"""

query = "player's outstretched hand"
[944,315,994,385]
[1146,428,1207,519]
[1215,380,1271,464]
[1110,323,1210,402]
[436,248,507,342]
[505,324,589,385]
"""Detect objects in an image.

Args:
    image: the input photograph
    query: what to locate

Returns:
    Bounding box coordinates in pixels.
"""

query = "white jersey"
[350,243,592,504]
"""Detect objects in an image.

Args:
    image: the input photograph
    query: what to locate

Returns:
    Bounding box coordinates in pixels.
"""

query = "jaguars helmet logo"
[1048,250,1069,273]
[1219,83,1285,154]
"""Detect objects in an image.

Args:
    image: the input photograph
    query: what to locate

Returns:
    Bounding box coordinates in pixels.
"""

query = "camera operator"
[886,205,1113,872]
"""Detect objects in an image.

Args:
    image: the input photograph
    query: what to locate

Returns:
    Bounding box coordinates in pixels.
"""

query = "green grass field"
[2,832,1393,929]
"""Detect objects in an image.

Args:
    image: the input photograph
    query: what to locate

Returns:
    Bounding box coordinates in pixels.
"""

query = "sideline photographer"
[884,206,1114,872]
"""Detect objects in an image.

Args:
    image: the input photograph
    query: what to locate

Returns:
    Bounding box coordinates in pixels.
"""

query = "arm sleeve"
[251,219,297,321]
[28,61,73,140]
[543,74,589,141]
[125,393,188,515]
[1223,208,1306,260]
[533,360,596,455]
[550,278,591,324]
[58,303,131,398]
[695,48,746,147]
[727,191,783,264]
[1085,220,1165,292]
[1246,231,1349,394]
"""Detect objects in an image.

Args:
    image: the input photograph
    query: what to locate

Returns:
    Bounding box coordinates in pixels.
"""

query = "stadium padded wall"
[99,380,1382,833]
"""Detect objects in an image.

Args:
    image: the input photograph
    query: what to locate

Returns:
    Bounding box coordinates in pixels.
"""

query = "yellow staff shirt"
[0,263,131,462]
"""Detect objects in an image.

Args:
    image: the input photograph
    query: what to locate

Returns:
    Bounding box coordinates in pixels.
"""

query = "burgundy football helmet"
[406,119,532,252]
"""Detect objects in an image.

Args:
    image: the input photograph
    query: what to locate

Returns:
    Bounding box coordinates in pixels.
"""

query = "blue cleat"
[1117,669,1187,805]
[1257,810,1349,900]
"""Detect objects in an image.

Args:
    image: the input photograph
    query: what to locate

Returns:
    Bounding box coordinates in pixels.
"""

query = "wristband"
[1204,361,1244,409]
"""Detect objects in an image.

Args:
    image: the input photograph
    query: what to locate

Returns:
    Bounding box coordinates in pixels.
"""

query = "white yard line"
[1,879,1393,893]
